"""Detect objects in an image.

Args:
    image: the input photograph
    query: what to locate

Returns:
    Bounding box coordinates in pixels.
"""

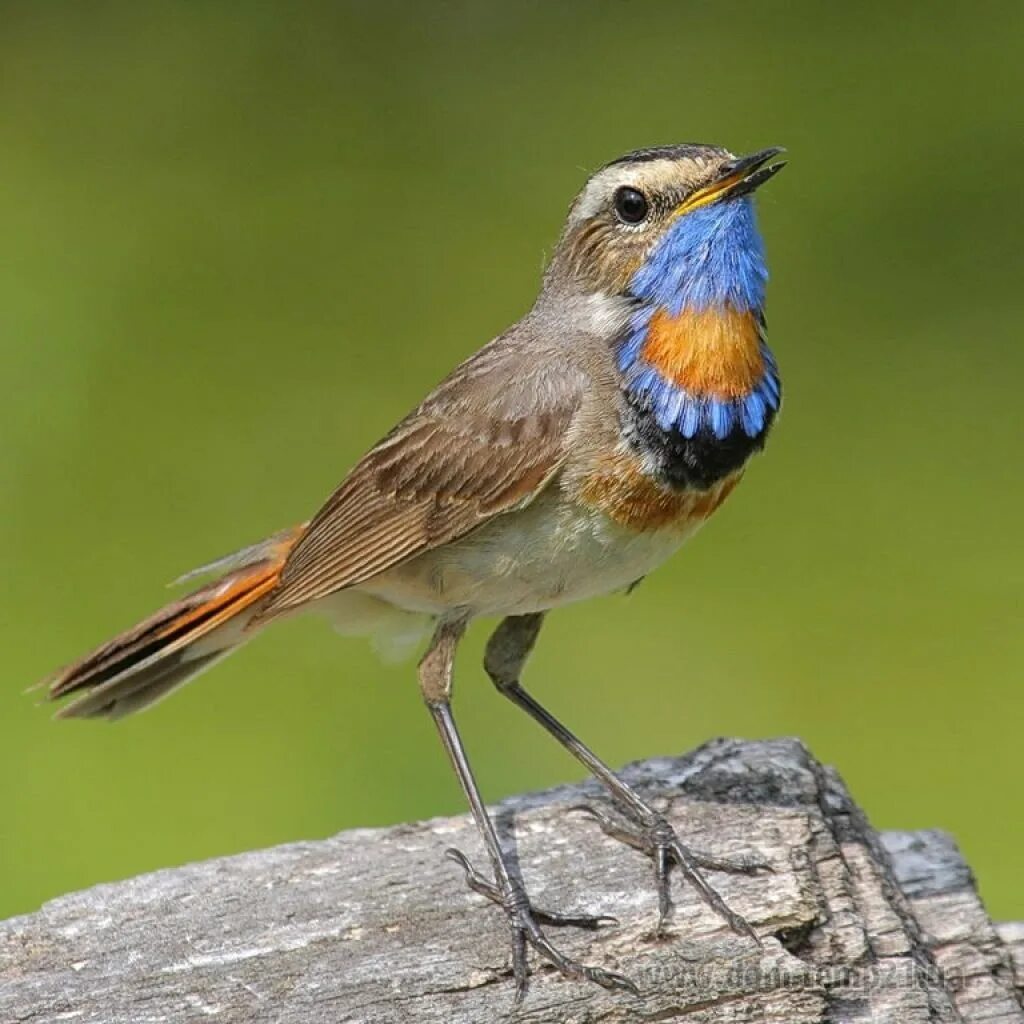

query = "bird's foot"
[445,848,638,1004]
[571,805,768,942]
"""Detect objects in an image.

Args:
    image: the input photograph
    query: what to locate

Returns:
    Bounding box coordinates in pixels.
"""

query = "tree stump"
[1,738,1020,1022]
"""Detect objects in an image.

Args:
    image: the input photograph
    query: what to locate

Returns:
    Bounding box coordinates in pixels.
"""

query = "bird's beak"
[674,147,786,217]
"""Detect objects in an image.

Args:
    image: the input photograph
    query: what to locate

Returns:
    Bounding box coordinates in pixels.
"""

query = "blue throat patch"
[617,197,781,440]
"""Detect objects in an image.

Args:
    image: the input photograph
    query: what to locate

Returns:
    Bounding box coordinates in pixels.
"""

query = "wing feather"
[260,342,582,616]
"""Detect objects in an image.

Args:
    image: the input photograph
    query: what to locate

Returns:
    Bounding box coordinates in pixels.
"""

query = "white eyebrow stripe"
[570,160,681,223]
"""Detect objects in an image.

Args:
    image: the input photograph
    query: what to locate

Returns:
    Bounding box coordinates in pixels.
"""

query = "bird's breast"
[575,450,743,534]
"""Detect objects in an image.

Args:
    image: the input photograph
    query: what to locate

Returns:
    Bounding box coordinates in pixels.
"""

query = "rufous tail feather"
[42,525,304,720]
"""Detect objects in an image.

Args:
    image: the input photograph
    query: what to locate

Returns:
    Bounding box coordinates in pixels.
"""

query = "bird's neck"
[615,199,781,488]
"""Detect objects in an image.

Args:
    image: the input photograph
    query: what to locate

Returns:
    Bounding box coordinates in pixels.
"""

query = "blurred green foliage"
[2,0,1022,923]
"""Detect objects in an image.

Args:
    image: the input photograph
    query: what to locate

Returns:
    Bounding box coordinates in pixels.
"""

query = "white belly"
[356,489,700,618]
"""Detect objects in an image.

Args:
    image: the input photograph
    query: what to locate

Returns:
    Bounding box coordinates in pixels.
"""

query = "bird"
[39,142,786,1002]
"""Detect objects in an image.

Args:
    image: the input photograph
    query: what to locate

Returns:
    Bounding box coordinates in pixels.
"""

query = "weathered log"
[1,738,1020,1023]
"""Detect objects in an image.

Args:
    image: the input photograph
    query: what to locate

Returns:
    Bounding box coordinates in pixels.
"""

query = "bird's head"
[546,144,785,316]
[543,144,786,449]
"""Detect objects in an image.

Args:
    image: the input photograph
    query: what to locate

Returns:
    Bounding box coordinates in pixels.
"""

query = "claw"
[512,928,529,1006]
[666,837,762,945]
[569,804,648,852]
[573,802,763,945]
[688,851,773,875]
[524,920,638,998]
[654,843,672,932]
[445,846,635,1002]
[445,847,496,898]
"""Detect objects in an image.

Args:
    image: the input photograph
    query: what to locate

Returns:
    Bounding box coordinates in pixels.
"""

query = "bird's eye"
[613,186,649,225]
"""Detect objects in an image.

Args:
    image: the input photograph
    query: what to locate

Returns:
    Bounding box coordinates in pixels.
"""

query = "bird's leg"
[419,617,635,1004]
[484,614,764,941]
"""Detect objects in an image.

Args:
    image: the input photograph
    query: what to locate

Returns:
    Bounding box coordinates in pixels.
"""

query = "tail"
[42,525,305,720]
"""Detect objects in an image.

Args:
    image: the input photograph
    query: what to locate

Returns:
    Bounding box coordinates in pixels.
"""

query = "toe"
[588,967,640,996]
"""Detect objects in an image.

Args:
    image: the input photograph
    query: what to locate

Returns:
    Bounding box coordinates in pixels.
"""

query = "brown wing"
[259,339,583,617]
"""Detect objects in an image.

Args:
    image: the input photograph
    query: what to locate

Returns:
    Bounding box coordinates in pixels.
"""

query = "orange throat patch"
[641,305,763,399]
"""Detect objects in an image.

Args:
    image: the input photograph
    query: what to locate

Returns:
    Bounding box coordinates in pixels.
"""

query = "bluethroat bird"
[41,143,786,1001]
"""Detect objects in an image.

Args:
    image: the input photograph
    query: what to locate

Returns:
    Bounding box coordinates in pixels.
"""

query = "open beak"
[675,147,786,216]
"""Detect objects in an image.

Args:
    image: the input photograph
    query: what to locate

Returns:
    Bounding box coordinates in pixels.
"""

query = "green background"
[2,1,1021,923]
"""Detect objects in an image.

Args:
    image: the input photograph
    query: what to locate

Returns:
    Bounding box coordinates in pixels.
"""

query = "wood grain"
[1,738,1020,1023]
